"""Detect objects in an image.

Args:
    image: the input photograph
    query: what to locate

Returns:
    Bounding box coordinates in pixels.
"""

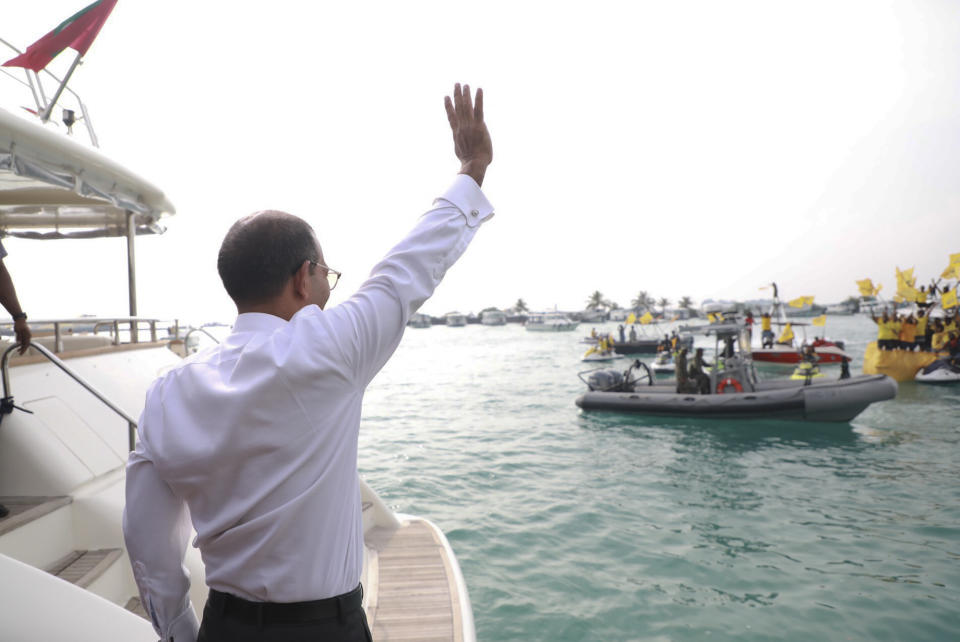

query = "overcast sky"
[4,0,960,323]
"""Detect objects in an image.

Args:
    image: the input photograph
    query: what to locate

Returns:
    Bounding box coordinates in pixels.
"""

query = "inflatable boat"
[577,325,897,423]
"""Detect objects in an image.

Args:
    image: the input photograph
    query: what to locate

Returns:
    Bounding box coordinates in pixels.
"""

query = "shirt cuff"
[434,174,495,228]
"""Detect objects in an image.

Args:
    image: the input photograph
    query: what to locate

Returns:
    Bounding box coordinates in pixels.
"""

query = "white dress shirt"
[123,175,493,641]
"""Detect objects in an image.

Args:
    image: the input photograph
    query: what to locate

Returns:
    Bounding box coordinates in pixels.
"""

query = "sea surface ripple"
[358,316,959,641]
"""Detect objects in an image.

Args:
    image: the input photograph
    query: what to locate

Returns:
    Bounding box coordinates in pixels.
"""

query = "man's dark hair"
[217,210,319,305]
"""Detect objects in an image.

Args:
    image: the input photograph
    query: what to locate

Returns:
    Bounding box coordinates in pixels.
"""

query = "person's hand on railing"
[14,317,31,355]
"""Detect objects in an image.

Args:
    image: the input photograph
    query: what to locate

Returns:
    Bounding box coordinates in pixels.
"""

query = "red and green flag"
[3,0,118,72]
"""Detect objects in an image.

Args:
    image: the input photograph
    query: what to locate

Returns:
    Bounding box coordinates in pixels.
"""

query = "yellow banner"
[942,263,960,280]
[788,296,814,308]
[896,266,915,288]
[640,311,654,325]
[626,313,636,324]
[812,314,826,327]
[856,279,874,297]
[897,283,920,302]
[951,252,960,266]
[943,289,958,309]
[875,283,883,294]
[777,323,794,343]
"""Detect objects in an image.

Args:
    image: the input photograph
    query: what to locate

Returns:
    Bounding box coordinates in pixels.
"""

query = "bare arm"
[0,260,30,354]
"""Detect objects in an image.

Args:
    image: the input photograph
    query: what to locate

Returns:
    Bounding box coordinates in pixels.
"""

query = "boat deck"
[364,518,465,642]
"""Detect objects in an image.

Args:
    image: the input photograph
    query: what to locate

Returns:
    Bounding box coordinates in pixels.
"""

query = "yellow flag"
[856,279,874,297]
[897,282,920,302]
[626,313,636,324]
[893,295,904,303]
[717,312,725,321]
[875,283,883,294]
[896,266,915,288]
[777,323,794,343]
[640,311,654,325]
[943,288,958,309]
[950,252,960,266]
[812,314,826,327]
[788,296,814,308]
[942,263,960,280]
[707,312,717,323]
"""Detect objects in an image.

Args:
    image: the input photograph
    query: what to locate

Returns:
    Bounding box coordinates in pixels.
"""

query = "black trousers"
[197,585,373,642]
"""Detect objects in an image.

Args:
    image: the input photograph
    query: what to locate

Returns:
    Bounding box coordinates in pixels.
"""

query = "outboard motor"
[586,369,627,392]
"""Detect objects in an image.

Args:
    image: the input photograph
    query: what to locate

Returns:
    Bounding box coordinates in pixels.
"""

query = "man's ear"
[292,260,311,301]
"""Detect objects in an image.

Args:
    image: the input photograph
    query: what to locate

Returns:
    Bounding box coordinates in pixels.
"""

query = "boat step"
[0,496,72,537]
[46,548,123,589]
[124,596,150,620]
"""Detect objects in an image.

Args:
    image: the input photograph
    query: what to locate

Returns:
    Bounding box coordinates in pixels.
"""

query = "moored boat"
[444,311,467,327]
[525,312,578,332]
[408,312,432,328]
[480,309,507,325]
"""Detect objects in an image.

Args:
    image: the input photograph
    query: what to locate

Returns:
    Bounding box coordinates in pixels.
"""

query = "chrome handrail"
[183,327,222,348]
[1,342,139,451]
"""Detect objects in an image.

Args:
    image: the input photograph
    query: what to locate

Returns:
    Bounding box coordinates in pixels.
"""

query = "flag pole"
[40,51,82,123]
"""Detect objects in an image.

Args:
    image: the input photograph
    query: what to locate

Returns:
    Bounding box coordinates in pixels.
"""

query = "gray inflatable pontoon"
[576,374,897,422]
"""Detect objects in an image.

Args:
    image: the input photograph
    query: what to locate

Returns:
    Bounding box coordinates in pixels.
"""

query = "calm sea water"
[357,315,959,641]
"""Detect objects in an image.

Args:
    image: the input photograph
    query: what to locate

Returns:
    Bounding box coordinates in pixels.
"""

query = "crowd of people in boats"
[871,308,959,354]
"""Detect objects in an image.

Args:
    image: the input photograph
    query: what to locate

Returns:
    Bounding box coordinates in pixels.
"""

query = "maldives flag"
[3,0,118,72]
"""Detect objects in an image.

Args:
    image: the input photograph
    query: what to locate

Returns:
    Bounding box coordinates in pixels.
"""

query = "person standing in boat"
[872,309,896,350]
[0,238,31,519]
[899,313,918,351]
[629,325,638,342]
[760,312,774,348]
[123,83,494,642]
[689,347,712,394]
[916,309,930,351]
[675,347,690,393]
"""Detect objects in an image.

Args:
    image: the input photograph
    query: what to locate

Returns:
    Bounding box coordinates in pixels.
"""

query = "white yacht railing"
[0,316,177,353]
[0,342,139,451]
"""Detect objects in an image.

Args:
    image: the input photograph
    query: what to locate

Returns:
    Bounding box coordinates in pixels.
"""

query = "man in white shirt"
[123,83,493,642]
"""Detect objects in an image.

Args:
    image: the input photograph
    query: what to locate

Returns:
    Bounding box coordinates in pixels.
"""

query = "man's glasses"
[308,260,341,290]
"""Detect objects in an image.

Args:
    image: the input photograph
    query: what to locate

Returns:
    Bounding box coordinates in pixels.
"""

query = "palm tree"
[605,300,620,311]
[631,291,653,311]
[514,298,528,313]
[658,297,670,315]
[679,296,693,310]
[586,291,605,310]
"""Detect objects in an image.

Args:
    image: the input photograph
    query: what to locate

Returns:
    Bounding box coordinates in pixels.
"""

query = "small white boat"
[408,313,432,328]
[480,309,507,326]
[651,351,675,374]
[444,312,467,327]
[525,312,578,332]
[915,358,960,384]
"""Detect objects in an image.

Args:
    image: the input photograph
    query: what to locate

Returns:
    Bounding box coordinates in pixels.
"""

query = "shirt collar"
[231,312,289,334]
